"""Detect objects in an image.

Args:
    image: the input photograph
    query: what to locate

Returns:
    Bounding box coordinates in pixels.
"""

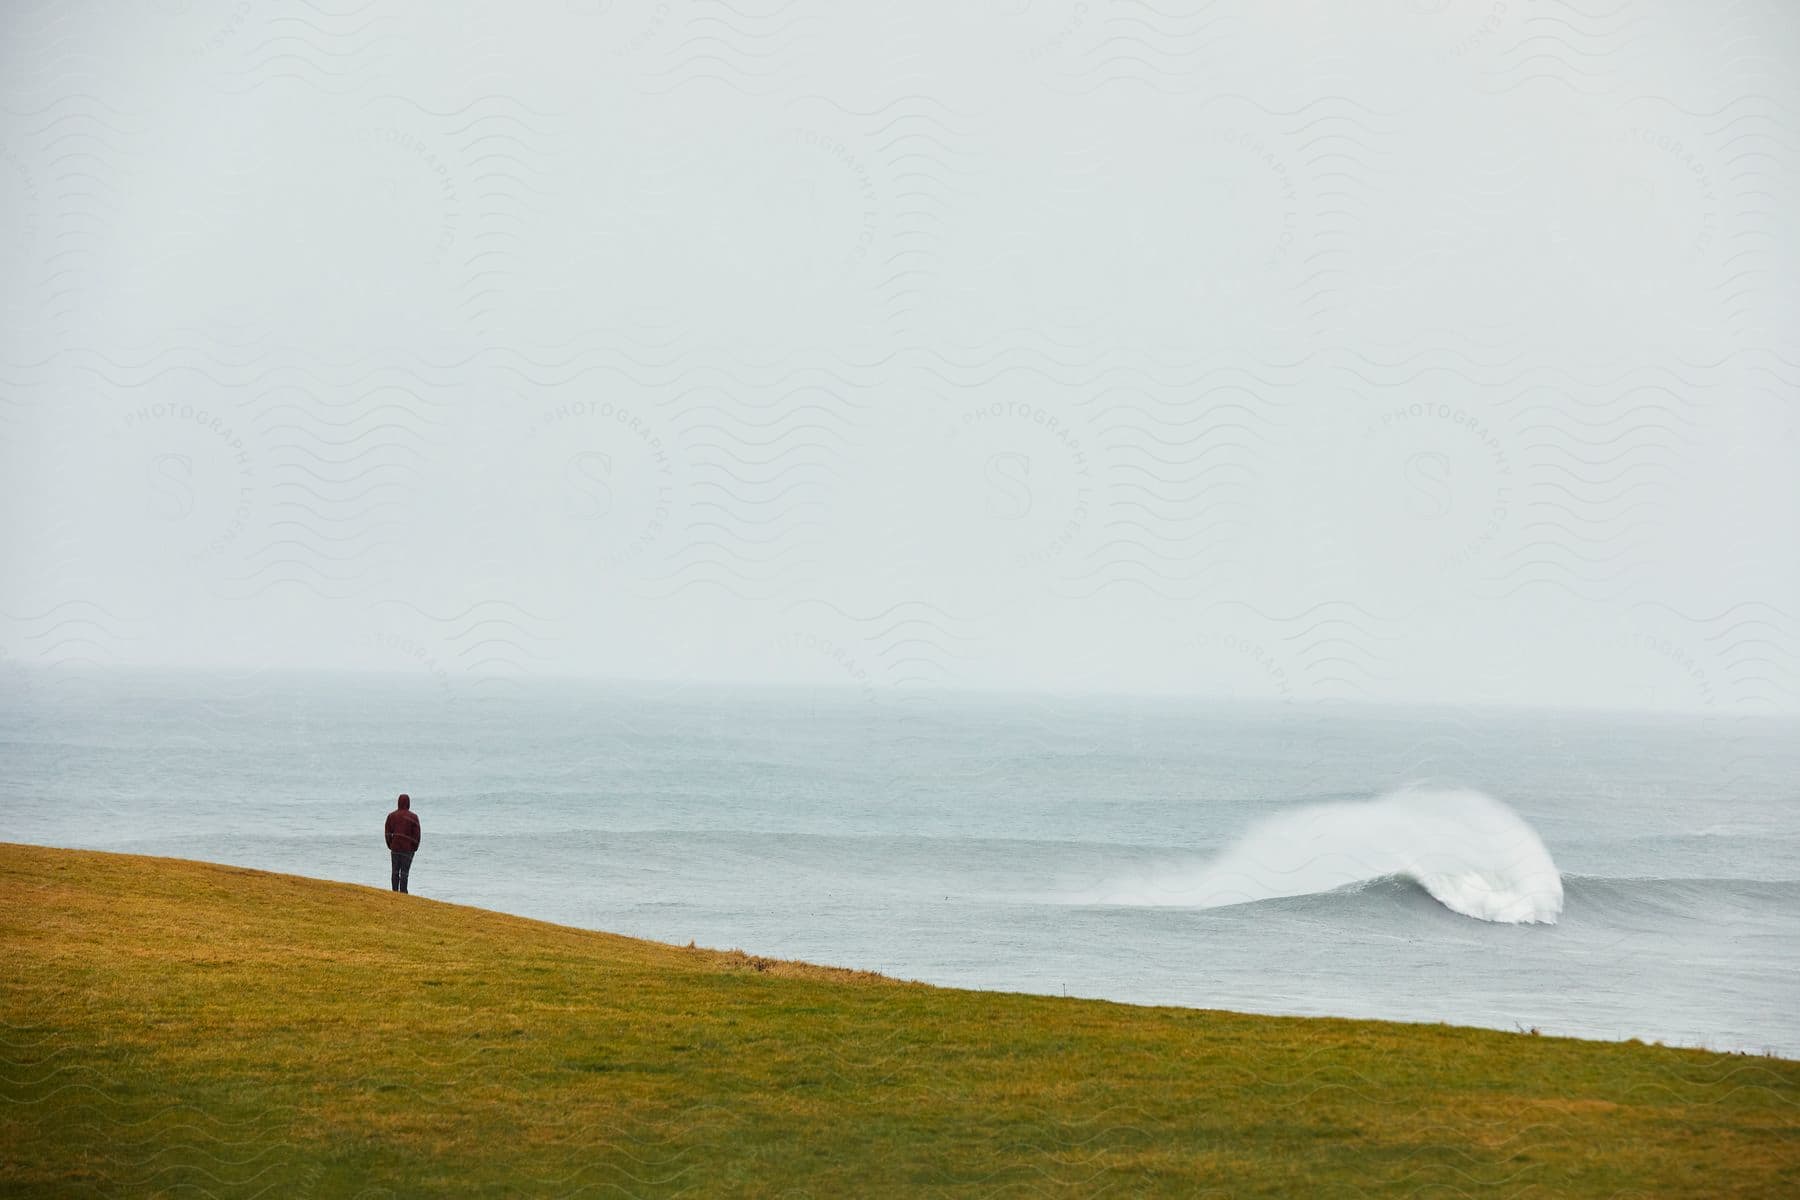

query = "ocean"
[4,667,1796,1056]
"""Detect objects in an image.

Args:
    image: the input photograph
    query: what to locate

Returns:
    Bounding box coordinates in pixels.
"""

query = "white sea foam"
[1090,788,1565,923]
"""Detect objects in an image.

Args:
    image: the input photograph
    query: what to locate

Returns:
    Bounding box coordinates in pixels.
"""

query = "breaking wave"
[1090,788,1564,924]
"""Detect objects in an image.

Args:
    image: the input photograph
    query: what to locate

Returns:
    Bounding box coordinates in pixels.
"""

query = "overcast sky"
[2,1,1796,714]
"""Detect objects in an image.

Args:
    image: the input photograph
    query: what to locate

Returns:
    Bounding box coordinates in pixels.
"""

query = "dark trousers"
[390,850,414,893]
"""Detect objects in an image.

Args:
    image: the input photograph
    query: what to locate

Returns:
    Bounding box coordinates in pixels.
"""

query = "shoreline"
[4,839,1791,1062]
[6,840,1798,1196]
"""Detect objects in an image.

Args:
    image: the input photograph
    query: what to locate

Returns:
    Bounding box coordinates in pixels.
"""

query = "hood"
[396,794,411,810]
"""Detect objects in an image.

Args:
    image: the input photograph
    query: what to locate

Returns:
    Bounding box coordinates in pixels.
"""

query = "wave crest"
[1092,788,1564,924]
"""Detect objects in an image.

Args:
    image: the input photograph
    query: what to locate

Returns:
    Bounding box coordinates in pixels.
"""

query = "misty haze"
[3,2,1798,1195]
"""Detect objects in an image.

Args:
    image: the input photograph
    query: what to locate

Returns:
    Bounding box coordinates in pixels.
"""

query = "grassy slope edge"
[2,843,1796,1197]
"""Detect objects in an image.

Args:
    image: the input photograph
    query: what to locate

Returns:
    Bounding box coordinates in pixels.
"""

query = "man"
[384,793,422,893]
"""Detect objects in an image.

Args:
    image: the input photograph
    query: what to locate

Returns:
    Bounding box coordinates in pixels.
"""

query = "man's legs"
[396,850,413,894]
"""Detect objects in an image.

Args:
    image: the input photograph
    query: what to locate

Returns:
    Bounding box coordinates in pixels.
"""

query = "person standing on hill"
[384,793,422,894]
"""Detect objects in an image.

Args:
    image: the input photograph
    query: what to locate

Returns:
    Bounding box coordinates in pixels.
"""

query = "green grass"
[2,843,1796,1197]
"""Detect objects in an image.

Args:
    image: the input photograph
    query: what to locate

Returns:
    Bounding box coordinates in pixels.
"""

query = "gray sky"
[2,1,1797,713]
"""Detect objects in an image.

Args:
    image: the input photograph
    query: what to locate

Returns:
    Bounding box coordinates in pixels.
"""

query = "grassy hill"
[2,843,1796,1197]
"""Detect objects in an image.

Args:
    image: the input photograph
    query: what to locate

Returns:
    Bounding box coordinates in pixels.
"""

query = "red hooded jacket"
[385,795,422,853]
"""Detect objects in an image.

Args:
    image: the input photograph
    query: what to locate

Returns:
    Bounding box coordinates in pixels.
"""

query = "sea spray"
[1089,788,1564,924]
